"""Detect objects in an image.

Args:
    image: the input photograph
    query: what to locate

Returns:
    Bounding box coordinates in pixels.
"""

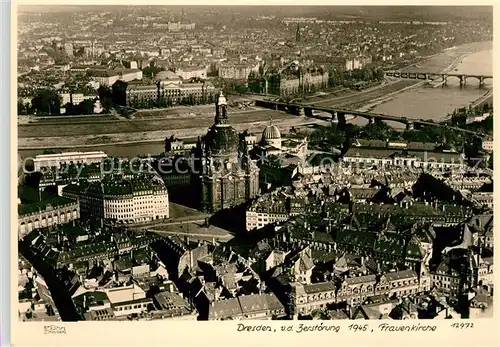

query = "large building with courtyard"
[62,174,169,224]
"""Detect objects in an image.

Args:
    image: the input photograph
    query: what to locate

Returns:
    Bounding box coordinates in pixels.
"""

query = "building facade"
[33,151,107,172]
[208,293,285,320]
[267,70,329,96]
[218,62,259,80]
[175,66,207,80]
[246,191,290,231]
[18,198,80,239]
[482,136,493,153]
[290,268,430,316]
[126,84,159,106]
[58,92,96,106]
[126,82,217,107]
[91,69,143,86]
[62,175,169,224]
[342,148,465,171]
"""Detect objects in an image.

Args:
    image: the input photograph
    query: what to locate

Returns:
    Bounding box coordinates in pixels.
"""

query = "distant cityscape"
[17,5,493,322]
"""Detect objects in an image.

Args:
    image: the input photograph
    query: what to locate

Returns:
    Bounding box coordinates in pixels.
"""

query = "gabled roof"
[208,293,284,319]
[334,254,349,269]
[385,269,417,282]
[345,274,377,286]
[238,293,284,314]
[208,297,241,319]
[298,252,314,272]
[328,309,350,319]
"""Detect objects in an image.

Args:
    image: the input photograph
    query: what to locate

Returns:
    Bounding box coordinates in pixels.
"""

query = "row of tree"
[62,99,96,116]
[127,91,220,109]
[142,66,165,78]
[308,119,475,155]
[18,89,62,116]
[327,67,386,88]
[211,76,248,95]
[18,89,101,116]
[466,115,493,136]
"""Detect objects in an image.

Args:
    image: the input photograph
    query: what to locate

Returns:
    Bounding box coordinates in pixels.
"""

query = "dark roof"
[238,293,284,314]
[385,269,417,281]
[58,241,117,263]
[344,147,462,163]
[348,188,380,199]
[73,291,110,311]
[154,291,193,316]
[303,281,336,294]
[345,274,377,285]
[18,197,77,216]
[80,174,166,196]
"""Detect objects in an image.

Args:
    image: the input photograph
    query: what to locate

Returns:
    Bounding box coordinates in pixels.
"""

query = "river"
[18,42,493,159]
[369,43,492,127]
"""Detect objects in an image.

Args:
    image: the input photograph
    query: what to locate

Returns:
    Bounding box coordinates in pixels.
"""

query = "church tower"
[195,92,260,212]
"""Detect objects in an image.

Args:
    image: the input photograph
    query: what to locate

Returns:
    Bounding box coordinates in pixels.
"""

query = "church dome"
[205,124,239,155]
[262,124,281,141]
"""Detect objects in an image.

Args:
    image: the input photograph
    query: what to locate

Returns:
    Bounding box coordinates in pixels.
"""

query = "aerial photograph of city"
[16,5,493,322]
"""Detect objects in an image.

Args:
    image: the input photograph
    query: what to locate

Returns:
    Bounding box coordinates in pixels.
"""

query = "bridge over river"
[384,71,493,87]
[255,99,486,137]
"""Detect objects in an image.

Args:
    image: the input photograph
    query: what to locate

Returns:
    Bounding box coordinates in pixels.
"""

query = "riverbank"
[18,41,492,153]
[315,41,490,109]
[18,116,327,152]
[470,89,493,109]
[357,81,427,113]
[357,43,492,114]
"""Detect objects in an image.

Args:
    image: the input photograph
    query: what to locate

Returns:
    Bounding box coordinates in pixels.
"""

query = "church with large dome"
[256,120,308,160]
[260,123,282,157]
[193,92,260,212]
